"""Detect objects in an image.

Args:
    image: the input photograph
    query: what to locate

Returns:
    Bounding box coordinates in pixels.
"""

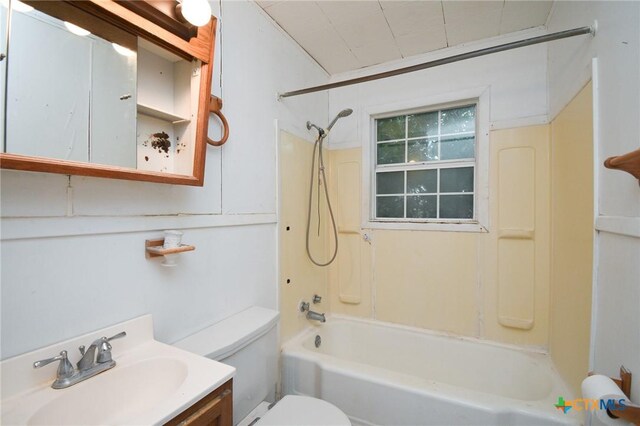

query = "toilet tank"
[174,307,280,424]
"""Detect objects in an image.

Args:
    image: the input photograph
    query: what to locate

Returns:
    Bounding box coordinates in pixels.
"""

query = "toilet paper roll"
[581,375,631,425]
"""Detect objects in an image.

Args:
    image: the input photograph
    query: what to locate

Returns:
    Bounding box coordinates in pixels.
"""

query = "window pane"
[407,195,437,218]
[439,194,474,219]
[440,134,474,160]
[407,169,437,193]
[440,105,475,134]
[440,167,474,193]
[376,171,404,194]
[408,112,437,138]
[377,141,405,165]
[408,138,438,162]
[377,116,405,141]
[377,196,404,218]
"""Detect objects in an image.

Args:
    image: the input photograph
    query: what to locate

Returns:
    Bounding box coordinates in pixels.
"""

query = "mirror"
[0,0,216,186]
[6,6,137,167]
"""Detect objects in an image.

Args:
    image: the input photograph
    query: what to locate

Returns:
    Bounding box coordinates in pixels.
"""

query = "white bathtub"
[282,316,582,426]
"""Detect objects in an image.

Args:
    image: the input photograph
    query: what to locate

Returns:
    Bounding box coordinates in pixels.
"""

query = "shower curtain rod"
[278,26,594,99]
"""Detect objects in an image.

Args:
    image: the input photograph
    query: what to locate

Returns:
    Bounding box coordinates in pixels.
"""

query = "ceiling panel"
[441,0,503,22]
[382,1,446,57]
[395,28,448,58]
[294,28,361,74]
[500,1,553,34]
[332,9,396,49]
[316,1,383,24]
[352,37,401,68]
[261,1,332,38]
[444,2,503,46]
[382,1,445,38]
[257,0,555,75]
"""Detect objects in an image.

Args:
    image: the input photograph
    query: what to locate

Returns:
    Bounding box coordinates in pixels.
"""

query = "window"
[373,103,477,222]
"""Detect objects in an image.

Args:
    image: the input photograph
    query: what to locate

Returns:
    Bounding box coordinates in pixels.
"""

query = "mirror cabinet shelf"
[137,104,191,124]
[0,0,217,186]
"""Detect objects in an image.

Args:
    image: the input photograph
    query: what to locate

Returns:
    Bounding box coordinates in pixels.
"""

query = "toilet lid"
[257,395,351,426]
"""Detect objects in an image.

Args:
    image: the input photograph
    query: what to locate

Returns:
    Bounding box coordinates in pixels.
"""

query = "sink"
[28,358,188,425]
[1,315,236,426]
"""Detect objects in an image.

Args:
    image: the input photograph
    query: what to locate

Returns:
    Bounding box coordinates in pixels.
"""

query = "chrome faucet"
[33,331,126,389]
[77,331,126,371]
[300,301,326,323]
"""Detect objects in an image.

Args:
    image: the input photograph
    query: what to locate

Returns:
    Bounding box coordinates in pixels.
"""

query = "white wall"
[0,0,328,359]
[547,1,640,403]
[326,26,549,150]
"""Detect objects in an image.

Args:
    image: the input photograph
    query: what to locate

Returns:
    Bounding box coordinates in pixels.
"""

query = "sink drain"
[315,335,321,348]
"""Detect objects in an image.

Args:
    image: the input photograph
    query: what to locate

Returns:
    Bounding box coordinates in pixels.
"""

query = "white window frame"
[362,87,490,232]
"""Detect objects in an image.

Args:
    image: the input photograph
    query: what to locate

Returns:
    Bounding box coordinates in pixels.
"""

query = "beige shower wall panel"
[327,148,373,318]
[481,125,551,347]
[373,230,479,336]
[325,125,552,347]
[549,82,593,395]
[279,131,329,342]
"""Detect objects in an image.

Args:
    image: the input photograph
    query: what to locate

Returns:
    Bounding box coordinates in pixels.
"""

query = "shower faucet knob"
[313,295,322,304]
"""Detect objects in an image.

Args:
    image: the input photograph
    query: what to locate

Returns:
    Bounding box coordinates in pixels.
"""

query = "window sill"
[363,220,488,233]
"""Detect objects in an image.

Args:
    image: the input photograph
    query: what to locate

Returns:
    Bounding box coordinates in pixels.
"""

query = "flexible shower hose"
[305,134,338,267]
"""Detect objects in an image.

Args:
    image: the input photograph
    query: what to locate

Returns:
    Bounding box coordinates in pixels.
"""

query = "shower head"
[326,108,353,132]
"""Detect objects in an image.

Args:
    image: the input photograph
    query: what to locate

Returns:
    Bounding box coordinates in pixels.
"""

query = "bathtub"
[282,316,581,426]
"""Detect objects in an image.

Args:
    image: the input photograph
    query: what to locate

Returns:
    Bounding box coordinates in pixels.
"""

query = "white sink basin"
[1,315,235,426]
[28,358,188,425]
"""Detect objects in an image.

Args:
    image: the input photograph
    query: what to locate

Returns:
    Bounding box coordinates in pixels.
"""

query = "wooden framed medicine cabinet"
[0,0,217,186]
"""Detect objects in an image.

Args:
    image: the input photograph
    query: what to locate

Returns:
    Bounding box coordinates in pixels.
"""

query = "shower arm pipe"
[278,26,594,99]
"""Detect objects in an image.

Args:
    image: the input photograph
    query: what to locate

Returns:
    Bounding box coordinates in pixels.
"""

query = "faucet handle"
[33,350,74,379]
[106,331,126,342]
[97,331,126,364]
[97,339,113,364]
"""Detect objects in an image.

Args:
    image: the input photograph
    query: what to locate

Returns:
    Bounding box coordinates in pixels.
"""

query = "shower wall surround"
[322,26,552,346]
[326,125,552,347]
[278,131,330,342]
[548,1,640,401]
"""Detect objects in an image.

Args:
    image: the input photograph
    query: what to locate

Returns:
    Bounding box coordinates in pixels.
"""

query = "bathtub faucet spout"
[306,310,326,323]
[300,300,326,323]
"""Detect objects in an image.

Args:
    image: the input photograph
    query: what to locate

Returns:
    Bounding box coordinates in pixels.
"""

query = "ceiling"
[256,1,553,75]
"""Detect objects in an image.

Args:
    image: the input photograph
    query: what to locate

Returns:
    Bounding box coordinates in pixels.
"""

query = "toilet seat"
[256,395,351,426]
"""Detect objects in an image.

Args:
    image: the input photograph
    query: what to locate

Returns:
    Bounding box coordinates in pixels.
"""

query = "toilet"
[175,306,350,426]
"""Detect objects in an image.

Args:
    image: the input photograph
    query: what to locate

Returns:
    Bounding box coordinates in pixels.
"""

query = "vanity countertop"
[0,315,235,425]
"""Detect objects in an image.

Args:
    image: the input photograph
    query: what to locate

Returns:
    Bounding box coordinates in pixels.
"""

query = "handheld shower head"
[337,108,354,118]
[326,108,353,132]
[307,108,353,137]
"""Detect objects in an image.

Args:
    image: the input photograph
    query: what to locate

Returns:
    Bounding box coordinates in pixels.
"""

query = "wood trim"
[145,239,196,258]
[4,1,218,187]
[115,0,198,41]
[0,153,202,186]
[178,389,231,426]
[165,379,232,426]
[70,0,214,62]
[23,1,137,50]
[191,17,217,185]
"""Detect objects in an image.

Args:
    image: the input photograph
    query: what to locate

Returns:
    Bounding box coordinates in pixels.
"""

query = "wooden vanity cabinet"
[165,379,232,426]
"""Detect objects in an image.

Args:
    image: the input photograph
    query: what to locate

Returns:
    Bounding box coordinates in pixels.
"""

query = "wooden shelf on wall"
[145,238,195,258]
[604,148,640,181]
